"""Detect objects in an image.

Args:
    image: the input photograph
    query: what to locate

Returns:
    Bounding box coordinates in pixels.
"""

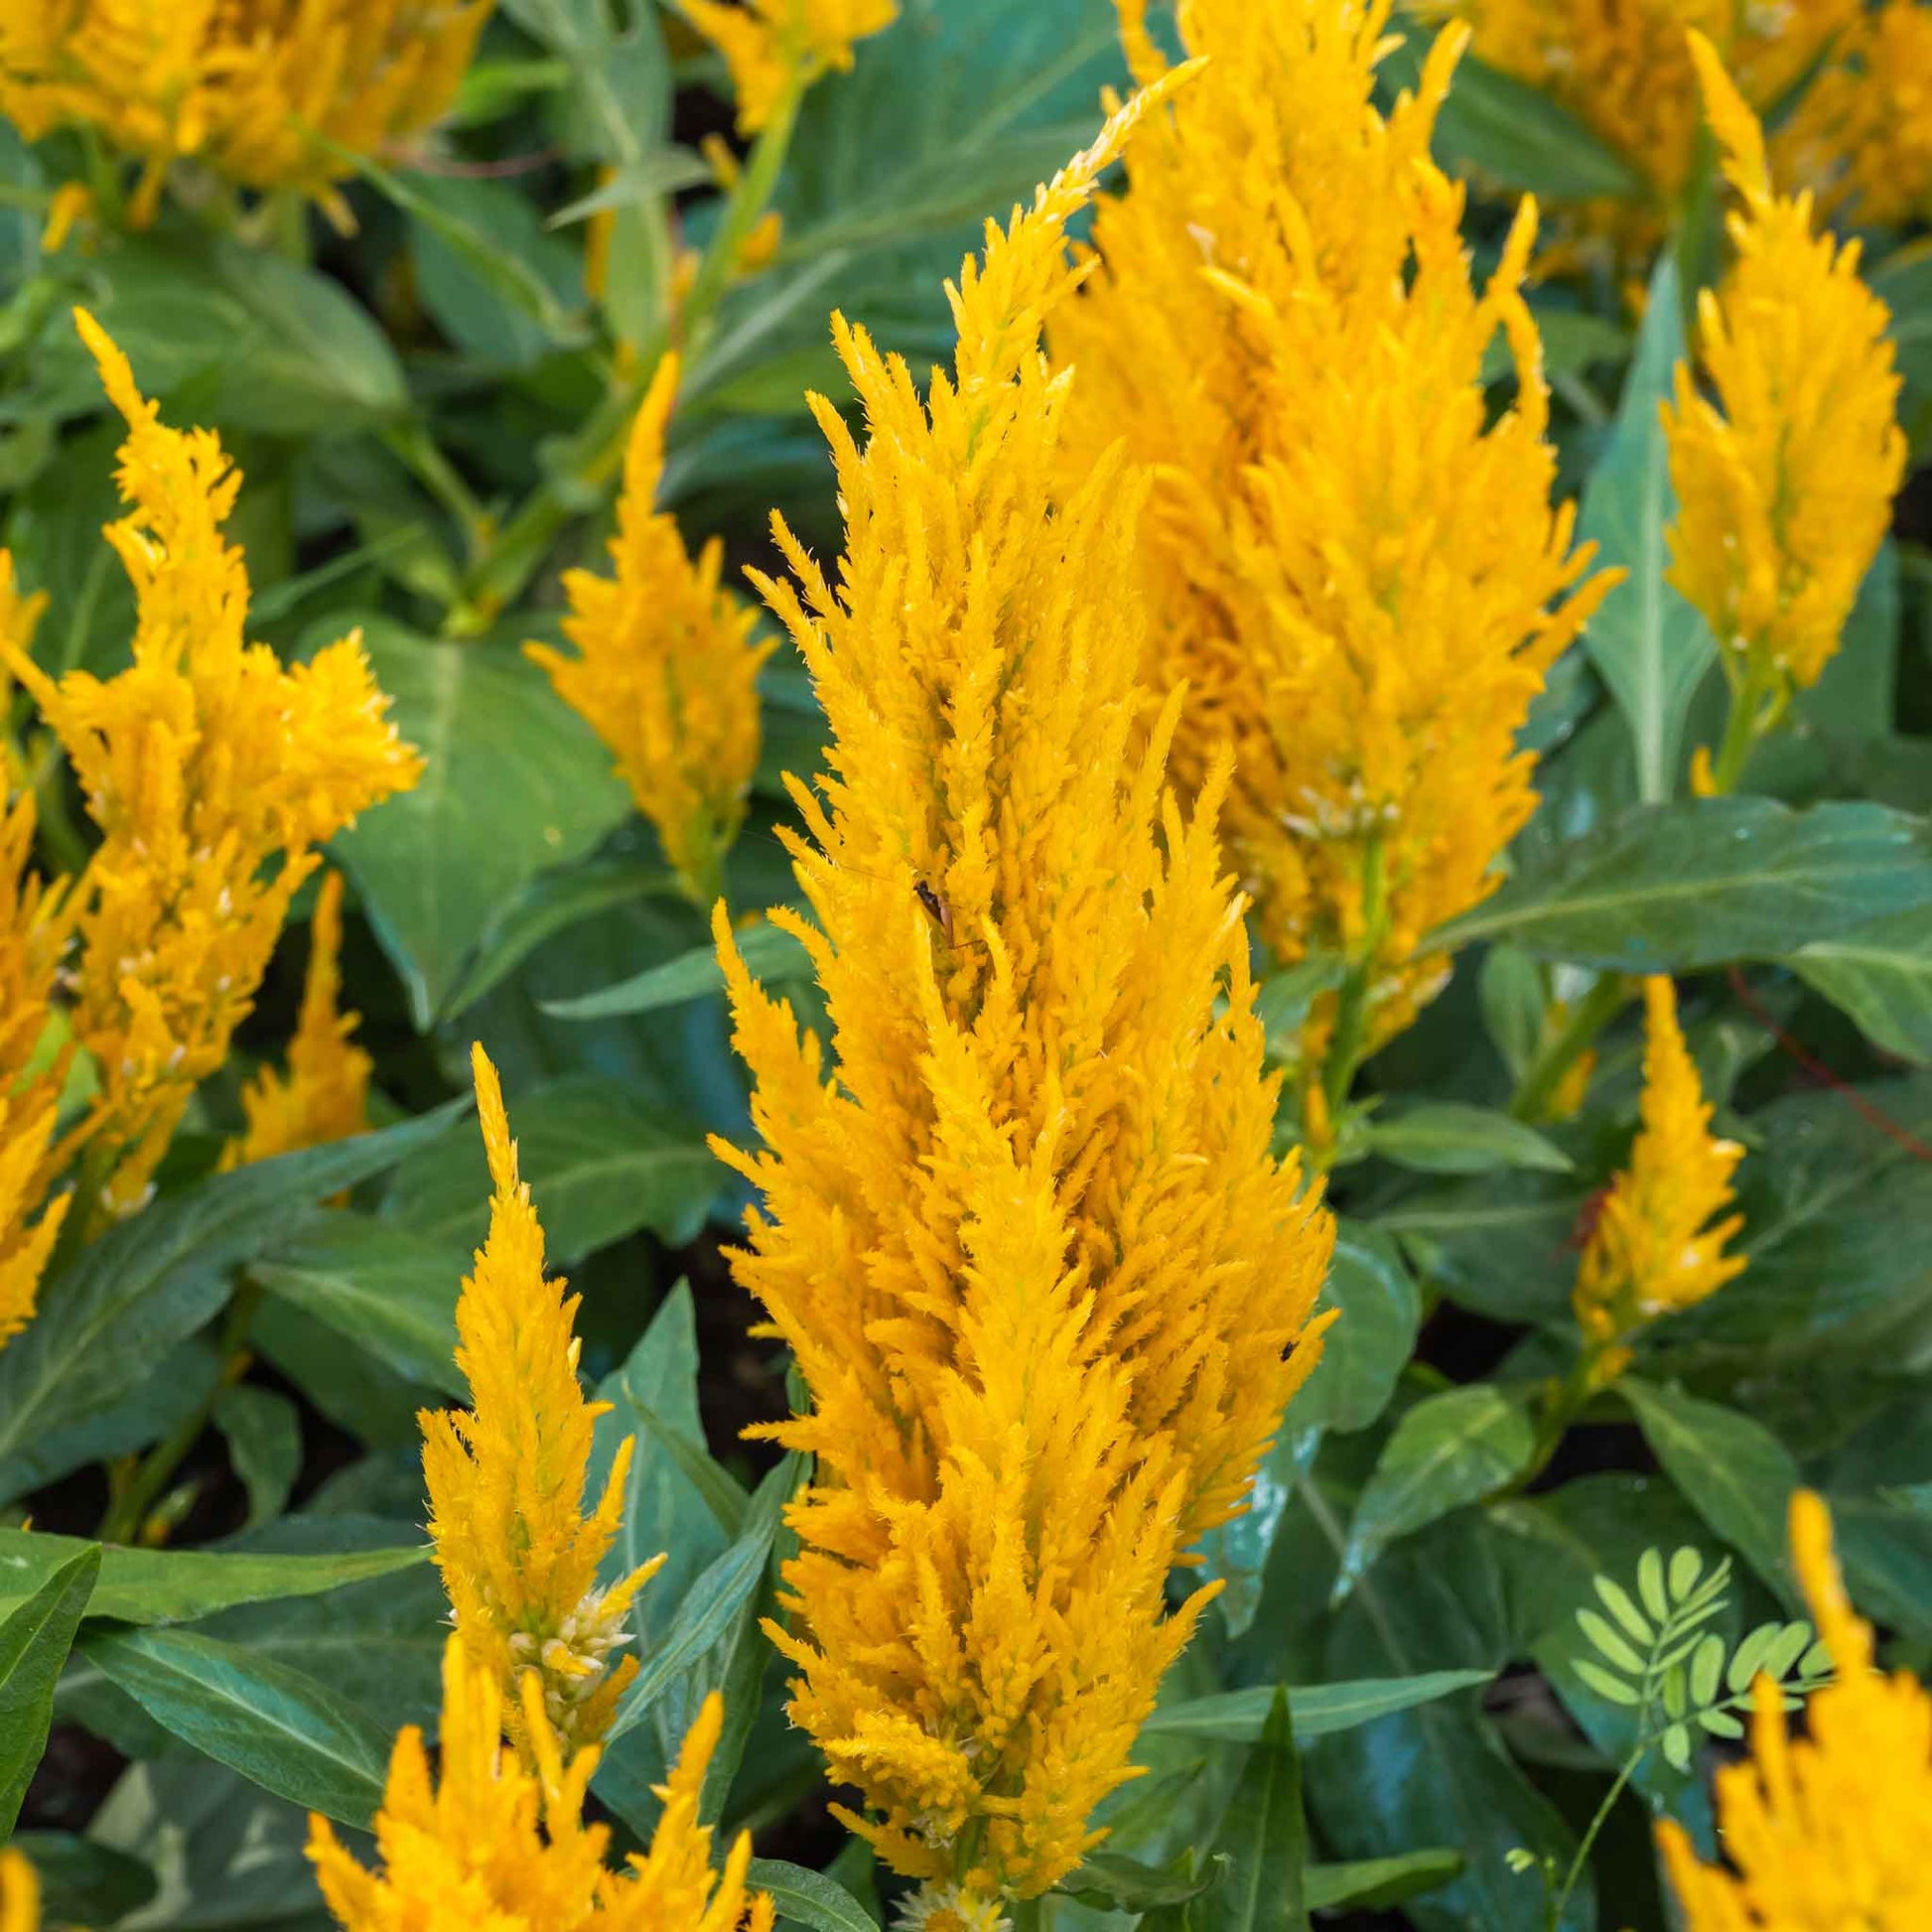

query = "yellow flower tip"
[0,1847,38,1932]
[1789,1485,1870,1677]
[41,182,92,254]
[71,307,145,425]
[469,1041,519,1200]
[1685,30,1770,207]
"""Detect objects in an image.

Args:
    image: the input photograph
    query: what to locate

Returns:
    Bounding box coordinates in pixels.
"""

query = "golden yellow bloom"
[0,0,493,226]
[714,80,1333,1904]
[679,0,897,133]
[422,1045,661,1753]
[1657,1490,1932,1930]
[528,354,770,906]
[1422,0,1858,265]
[1573,977,1743,1365]
[311,1634,775,1932]
[1775,0,1932,228]
[1051,0,1611,1059]
[4,312,421,1216]
[0,1849,36,1932]
[220,872,372,1171]
[1664,34,1908,704]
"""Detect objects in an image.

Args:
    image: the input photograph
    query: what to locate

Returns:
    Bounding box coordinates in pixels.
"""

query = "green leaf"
[1571,1657,1641,1706]
[211,1386,302,1528]
[745,1861,880,1932]
[544,915,813,1020]
[0,1545,98,1833]
[1376,1172,1585,1325]
[322,618,631,1029]
[6,1834,156,1924]
[1334,1387,1536,1599]
[1574,253,1716,800]
[1361,1101,1573,1175]
[1291,1224,1422,1436]
[1789,904,1932,1065]
[0,1528,425,1625]
[1060,1851,1229,1911]
[251,1216,465,1397]
[1622,1380,1800,1602]
[0,1100,465,1502]
[1143,1669,1496,1743]
[1870,238,1932,454]
[384,1074,720,1263]
[79,1625,392,1826]
[1198,1688,1307,1932]
[1304,1851,1464,1913]
[1385,33,1644,202]
[1431,797,1932,967]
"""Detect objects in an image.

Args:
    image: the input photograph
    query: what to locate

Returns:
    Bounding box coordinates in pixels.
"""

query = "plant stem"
[382,421,493,565]
[1319,833,1389,1127]
[1510,972,1631,1123]
[98,1276,262,1545]
[1010,1895,1051,1932]
[1705,657,1784,797]
[1548,1742,1645,1931]
[445,76,807,635]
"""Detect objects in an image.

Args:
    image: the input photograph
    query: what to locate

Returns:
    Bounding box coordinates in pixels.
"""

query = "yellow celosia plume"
[527,353,771,906]
[0,0,493,225]
[422,1045,662,1753]
[220,872,373,1170]
[713,77,1334,1906]
[1657,1489,1932,1929]
[3,312,421,1219]
[1051,0,1612,1070]
[1572,977,1744,1377]
[0,1849,36,1932]
[310,1633,775,1932]
[1421,0,1860,264]
[1664,35,1907,719]
[678,0,897,134]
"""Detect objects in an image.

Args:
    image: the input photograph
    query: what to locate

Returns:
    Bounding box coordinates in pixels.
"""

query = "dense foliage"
[0,2,1929,1930]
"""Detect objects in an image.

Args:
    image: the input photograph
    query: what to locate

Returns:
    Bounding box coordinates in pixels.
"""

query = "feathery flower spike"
[714,71,1334,1908]
[1052,0,1614,1065]
[528,353,771,906]
[310,1633,776,1931]
[0,1,493,226]
[1665,35,1907,715]
[1658,1489,1932,1929]
[1572,977,1744,1379]
[221,872,372,1170]
[421,1044,663,1753]
[678,0,898,134]
[0,1850,36,1932]
[3,311,421,1218]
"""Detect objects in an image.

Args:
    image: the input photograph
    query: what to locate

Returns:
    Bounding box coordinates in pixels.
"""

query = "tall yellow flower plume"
[527,354,771,906]
[421,1045,662,1753]
[1419,0,1858,265]
[3,312,421,1218]
[1665,34,1907,744]
[0,1849,36,1932]
[220,872,372,1171]
[1658,1490,1932,1929]
[0,0,493,225]
[678,0,897,134]
[310,1633,775,1932]
[1051,0,1612,1075]
[1572,977,1744,1378]
[714,78,1334,1908]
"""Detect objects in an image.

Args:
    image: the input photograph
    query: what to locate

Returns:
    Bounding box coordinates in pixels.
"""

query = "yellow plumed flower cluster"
[529,354,771,906]
[1051,0,1611,1065]
[1421,0,1861,263]
[0,0,493,225]
[0,1850,35,1932]
[1664,35,1907,711]
[1777,0,1932,229]
[220,872,372,1171]
[679,0,897,134]
[713,82,1334,1908]
[1573,978,1744,1379]
[311,1632,775,1932]
[4,311,421,1220]
[422,1045,661,1754]
[1658,1489,1932,1929]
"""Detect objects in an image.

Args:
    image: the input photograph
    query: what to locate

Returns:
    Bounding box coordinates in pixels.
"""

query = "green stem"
[444,75,807,634]
[1010,1895,1051,1932]
[1510,973,1631,1123]
[1319,834,1389,1127]
[1548,1741,1645,1932]
[1705,657,1785,797]
[383,421,492,566]
[98,1276,262,1545]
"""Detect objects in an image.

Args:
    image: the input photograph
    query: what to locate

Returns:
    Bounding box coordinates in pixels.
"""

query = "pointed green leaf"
[1361,1102,1573,1176]
[744,1861,880,1932]
[0,1545,98,1833]
[1142,1669,1496,1743]
[543,916,813,1020]
[1304,1851,1464,1914]
[1200,1688,1307,1932]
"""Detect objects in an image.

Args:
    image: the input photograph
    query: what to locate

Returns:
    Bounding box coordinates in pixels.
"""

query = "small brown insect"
[912,877,954,946]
